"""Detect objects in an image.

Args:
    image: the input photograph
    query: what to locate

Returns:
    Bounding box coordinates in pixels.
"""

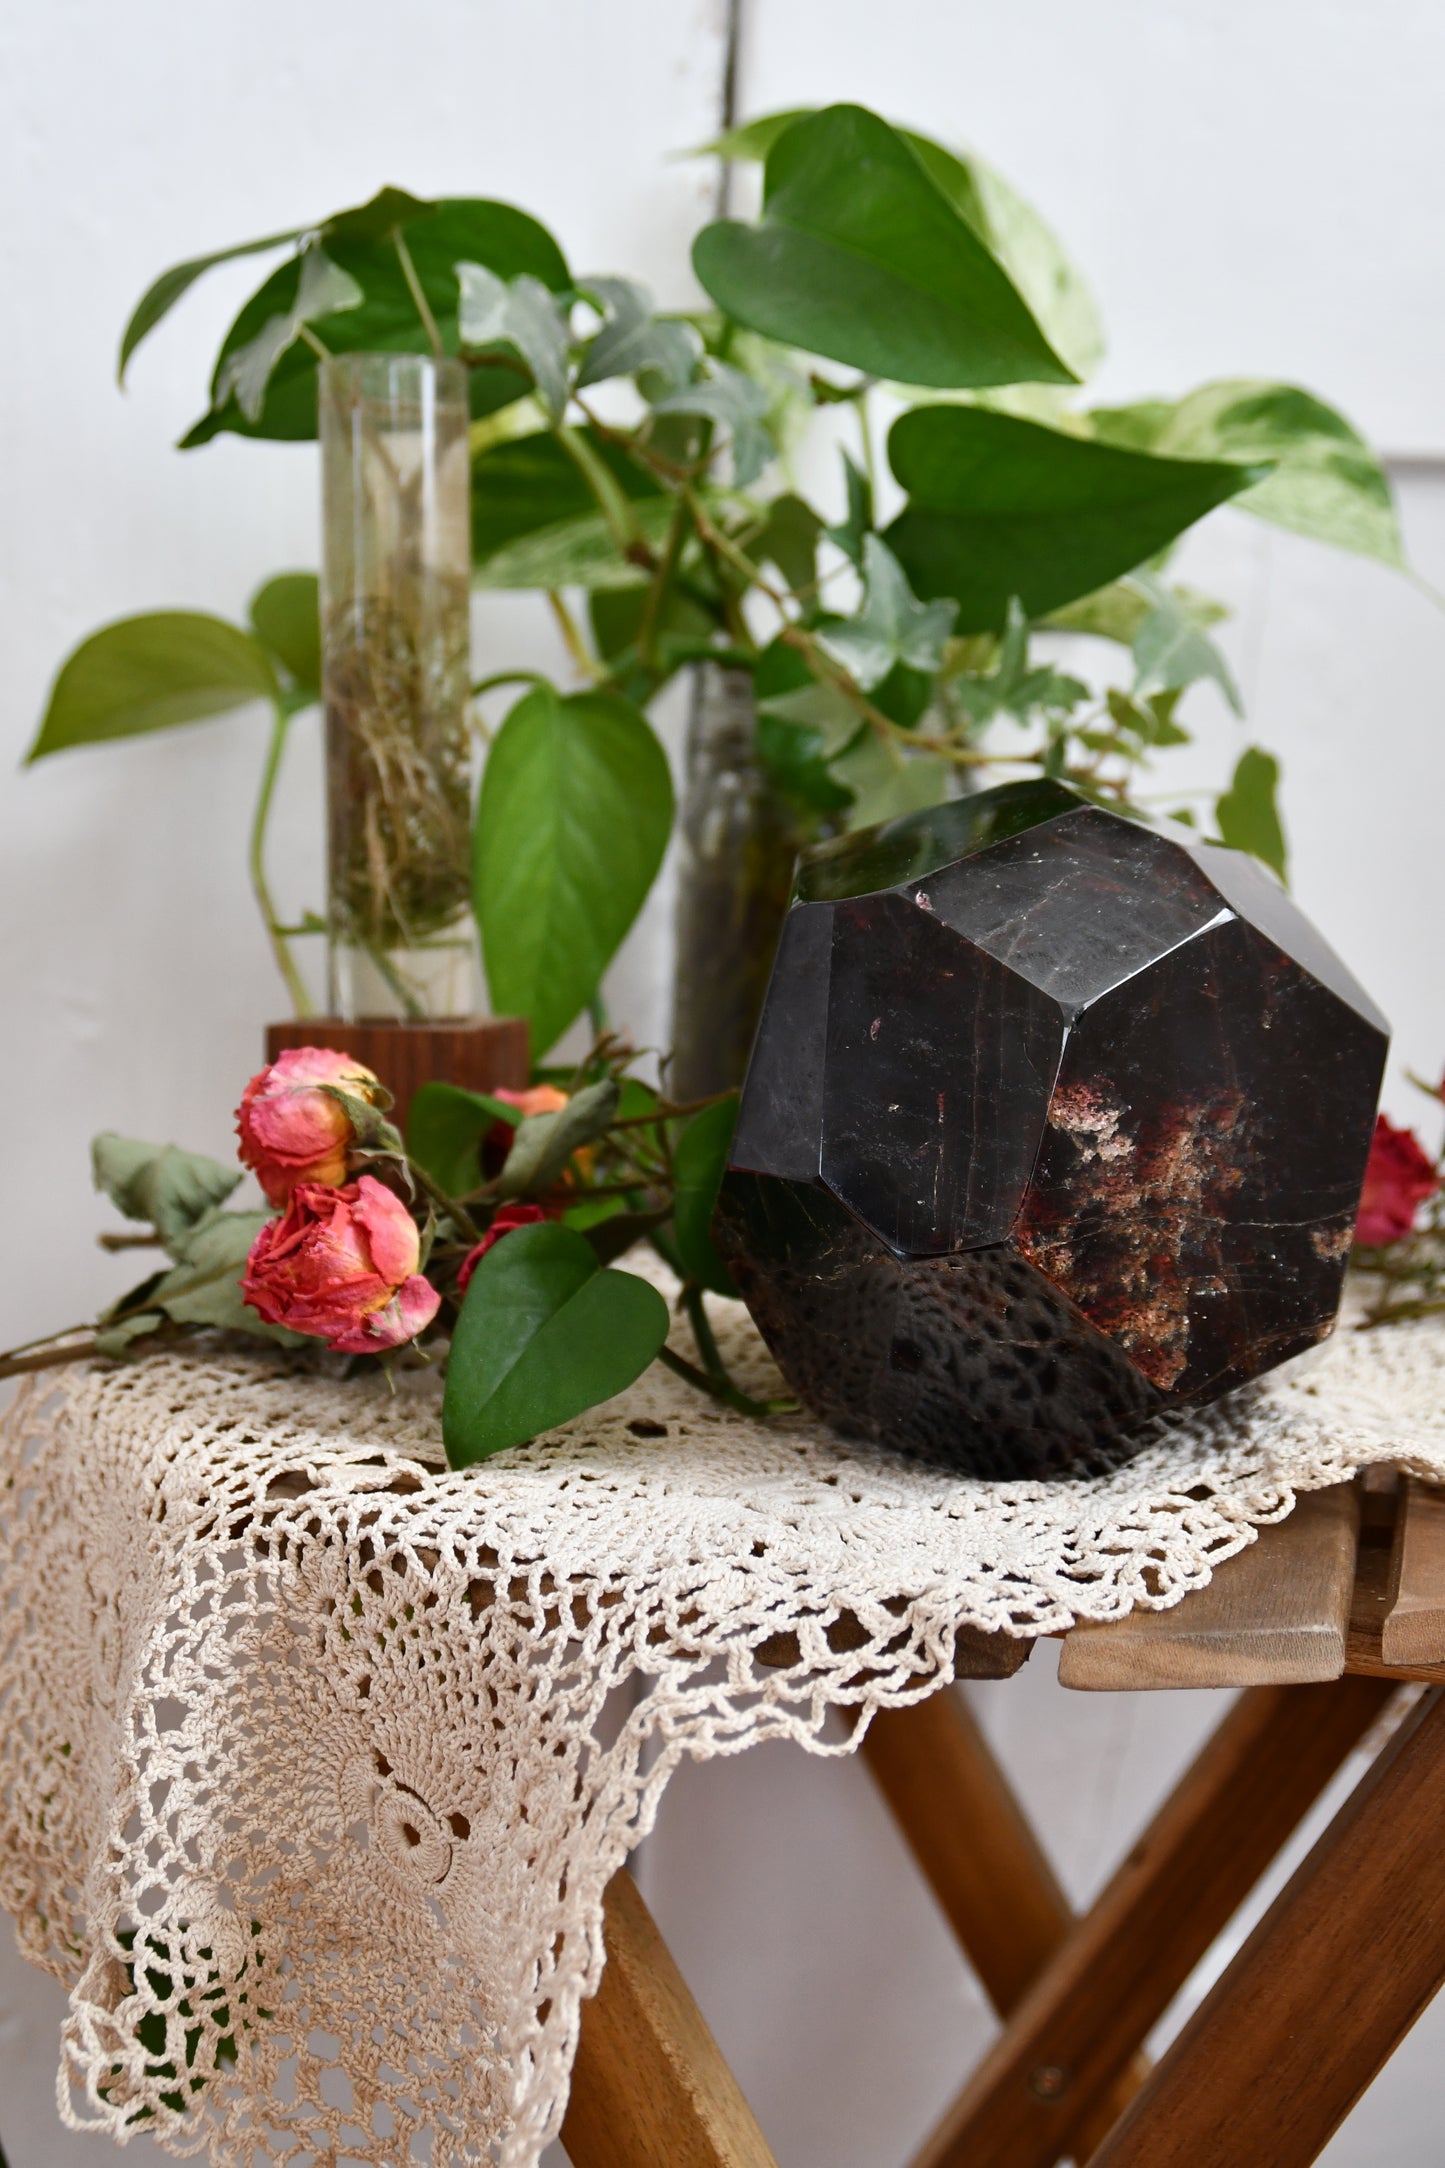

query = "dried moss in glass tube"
[319,353,476,1020]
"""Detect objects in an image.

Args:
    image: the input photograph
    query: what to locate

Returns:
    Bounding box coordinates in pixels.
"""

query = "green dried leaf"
[497,1081,620,1199]
[92,1136,243,1250]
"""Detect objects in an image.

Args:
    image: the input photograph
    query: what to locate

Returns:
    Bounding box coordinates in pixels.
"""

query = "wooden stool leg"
[1086,1683,1445,2168]
[861,1691,1071,2013]
[562,1870,778,2168]
[862,1690,1146,2150]
[908,1674,1395,2168]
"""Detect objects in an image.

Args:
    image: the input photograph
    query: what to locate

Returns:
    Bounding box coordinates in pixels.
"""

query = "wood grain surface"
[911,1675,1395,2168]
[264,1016,529,1130]
[1382,1476,1445,1667]
[1058,1483,1360,1690]
[562,1870,777,2168]
[1086,1685,1445,2168]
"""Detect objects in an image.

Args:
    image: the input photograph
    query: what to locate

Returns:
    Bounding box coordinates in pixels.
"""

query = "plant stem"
[250,702,314,1019]
[0,1339,103,1380]
[393,229,444,359]
[655,1340,795,1420]
[404,1160,481,1246]
[555,423,649,560]
[856,387,879,501]
[547,591,601,682]
[637,495,694,671]
[97,1231,165,1252]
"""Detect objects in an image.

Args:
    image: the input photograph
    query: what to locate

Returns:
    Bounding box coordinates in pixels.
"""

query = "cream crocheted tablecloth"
[1,1287,1442,2167]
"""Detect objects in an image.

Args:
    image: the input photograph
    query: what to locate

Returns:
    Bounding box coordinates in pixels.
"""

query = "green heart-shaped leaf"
[885,406,1267,632]
[692,105,1074,391]
[671,1097,740,1296]
[443,1222,669,1463]
[474,685,674,1056]
[175,195,569,447]
[249,573,321,697]
[30,615,278,761]
[406,1082,520,1198]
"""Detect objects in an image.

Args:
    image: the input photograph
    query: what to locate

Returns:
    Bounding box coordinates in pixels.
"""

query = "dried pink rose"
[237,1047,385,1206]
[242,1175,440,1352]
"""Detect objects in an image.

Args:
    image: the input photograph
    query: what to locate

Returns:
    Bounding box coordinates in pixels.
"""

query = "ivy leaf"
[473,685,674,1056]
[692,105,1075,391]
[456,262,570,419]
[576,278,701,394]
[824,450,874,570]
[28,614,278,761]
[214,245,363,422]
[1131,579,1241,713]
[442,1222,669,1464]
[651,361,774,487]
[671,1097,740,1296]
[752,493,824,596]
[886,405,1267,631]
[249,573,321,697]
[496,1080,620,1199]
[756,711,855,816]
[92,1135,242,1250]
[830,733,952,829]
[1215,747,1288,880]
[406,1082,520,1198]
[1106,687,1191,748]
[818,535,957,690]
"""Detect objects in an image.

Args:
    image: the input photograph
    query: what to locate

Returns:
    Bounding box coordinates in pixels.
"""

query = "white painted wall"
[3,2,1444,2163]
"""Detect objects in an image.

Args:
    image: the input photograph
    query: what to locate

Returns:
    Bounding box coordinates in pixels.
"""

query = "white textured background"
[2,2,1443,2162]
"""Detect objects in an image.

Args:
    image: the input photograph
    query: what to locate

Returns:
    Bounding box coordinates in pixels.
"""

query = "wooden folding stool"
[561,1472,1445,2168]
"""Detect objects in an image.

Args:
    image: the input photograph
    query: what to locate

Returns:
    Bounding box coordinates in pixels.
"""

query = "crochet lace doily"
[1,1281,1441,2167]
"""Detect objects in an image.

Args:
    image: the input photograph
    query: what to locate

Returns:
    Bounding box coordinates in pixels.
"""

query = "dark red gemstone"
[715,781,1388,1478]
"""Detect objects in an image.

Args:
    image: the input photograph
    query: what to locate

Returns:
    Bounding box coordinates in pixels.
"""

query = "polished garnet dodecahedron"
[713,780,1388,1479]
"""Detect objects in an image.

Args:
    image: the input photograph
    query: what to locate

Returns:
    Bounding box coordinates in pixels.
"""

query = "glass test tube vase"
[319,352,477,1021]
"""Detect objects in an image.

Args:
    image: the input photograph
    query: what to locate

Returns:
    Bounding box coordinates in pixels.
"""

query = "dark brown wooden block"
[264,1016,529,1131]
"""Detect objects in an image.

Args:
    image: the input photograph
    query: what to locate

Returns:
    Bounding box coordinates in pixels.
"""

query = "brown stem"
[0,1340,103,1380]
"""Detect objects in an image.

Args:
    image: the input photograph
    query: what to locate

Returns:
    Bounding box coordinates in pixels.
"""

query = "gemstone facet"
[715,782,1388,1478]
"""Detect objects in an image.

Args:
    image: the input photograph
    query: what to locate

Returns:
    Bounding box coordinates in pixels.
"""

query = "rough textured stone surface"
[716,781,1389,1479]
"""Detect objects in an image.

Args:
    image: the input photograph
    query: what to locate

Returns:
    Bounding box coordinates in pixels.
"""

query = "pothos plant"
[27,103,1413,1074]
